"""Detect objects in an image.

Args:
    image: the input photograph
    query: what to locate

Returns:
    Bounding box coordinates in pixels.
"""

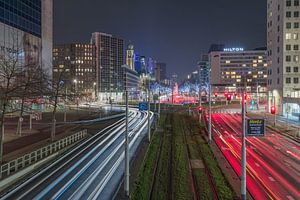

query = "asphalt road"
[1,108,153,200]
[205,113,300,200]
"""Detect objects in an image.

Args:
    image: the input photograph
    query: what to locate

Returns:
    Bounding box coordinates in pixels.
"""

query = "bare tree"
[48,69,67,141]
[0,49,22,163]
[15,63,46,136]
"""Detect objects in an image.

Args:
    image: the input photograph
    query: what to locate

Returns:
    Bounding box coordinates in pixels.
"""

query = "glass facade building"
[0,0,41,37]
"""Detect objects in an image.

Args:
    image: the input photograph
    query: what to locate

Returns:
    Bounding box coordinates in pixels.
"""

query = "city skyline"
[53,0,266,79]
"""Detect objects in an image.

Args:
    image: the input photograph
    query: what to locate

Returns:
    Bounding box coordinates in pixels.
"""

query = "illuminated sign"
[246,119,265,136]
[223,47,244,52]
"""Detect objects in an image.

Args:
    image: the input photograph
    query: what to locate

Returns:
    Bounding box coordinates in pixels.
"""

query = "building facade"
[53,44,96,98]
[210,47,268,101]
[126,43,135,71]
[267,0,300,118]
[198,54,209,89]
[91,32,124,102]
[154,62,167,82]
[0,0,53,78]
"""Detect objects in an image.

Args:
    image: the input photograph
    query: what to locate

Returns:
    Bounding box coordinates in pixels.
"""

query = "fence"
[0,129,88,179]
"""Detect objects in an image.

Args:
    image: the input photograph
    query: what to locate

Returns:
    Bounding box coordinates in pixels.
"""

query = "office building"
[267,0,300,118]
[0,0,53,78]
[52,44,96,97]
[91,32,124,102]
[209,47,268,100]
[134,53,142,74]
[198,54,209,89]
[126,43,135,71]
[154,62,167,82]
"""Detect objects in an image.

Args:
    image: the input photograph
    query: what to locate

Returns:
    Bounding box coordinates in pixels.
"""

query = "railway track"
[184,116,219,200]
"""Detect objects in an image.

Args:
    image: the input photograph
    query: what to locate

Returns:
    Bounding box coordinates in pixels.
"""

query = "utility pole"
[241,83,247,200]
[199,68,202,124]
[158,90,161,118]
[124,89,129,197]
[208,68,212,143]
[148,78,151,142]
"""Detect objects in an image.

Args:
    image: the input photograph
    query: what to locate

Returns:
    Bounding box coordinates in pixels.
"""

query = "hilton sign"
[223,47,244,52]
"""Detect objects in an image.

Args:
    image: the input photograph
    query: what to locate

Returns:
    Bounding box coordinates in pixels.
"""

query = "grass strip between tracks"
[131,113,235,200]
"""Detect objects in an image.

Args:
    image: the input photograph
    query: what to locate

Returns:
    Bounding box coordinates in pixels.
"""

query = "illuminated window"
[225,72,230,75]
[236,75,241,78]
[231,72,236,75]
[247,79,252,82]
[294,33,298,40]
[264,63,268,67]
[59,64,64,68]
[237,79,241,82]
[253,64,258,67]
[225,60,231,64]
[53,69,58,72]
[258,60,263,63]
[231,76,236,79]
[253,75,257,78]
[258,71,263,74]
[242,64,246,67]
[258,56,263,59]
[248,71,252,74]
[264,75,267,78]
[253,60,257,63]
[286,33,292,40]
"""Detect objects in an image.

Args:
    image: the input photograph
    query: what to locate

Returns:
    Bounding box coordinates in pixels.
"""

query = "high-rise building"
[53,44,96,97]
[267,0,300,117]
[126,43,135,71]
[198,54,209,88]
[209,47,268,100]
[134,53,142,74]
[0,0,53,77]
[154,62,167,82]
[91,32,124,102]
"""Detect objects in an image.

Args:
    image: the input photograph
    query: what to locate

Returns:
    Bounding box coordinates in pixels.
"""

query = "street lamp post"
[93,82,97,101]
[241,90,247,200]
[147,77,151,142]
[257,85,261,110]
[73,79,78,111]
[208,68,212,143]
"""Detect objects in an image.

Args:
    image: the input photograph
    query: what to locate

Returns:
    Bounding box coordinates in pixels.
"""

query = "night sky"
[54,0,266,80]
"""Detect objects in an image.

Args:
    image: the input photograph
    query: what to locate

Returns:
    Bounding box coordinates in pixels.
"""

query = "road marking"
[268,176,275,182]
[286,195,295,200]
[254,162,260,167]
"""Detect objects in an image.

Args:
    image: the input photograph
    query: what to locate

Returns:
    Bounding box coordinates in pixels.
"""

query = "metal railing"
[0,129,88,179]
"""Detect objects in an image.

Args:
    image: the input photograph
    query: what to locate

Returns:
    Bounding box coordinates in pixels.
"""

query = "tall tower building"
[91,32,124,101]
[154,62,167,82]
[267,0,300,117]
[0,0,53,78]
[126,43,135,71]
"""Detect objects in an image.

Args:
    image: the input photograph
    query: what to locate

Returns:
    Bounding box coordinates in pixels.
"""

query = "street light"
[257,85,261,110]
[93,82,97,101]
[73,79,78,110]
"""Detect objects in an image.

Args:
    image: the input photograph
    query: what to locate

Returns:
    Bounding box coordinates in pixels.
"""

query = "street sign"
[246,119,265,136]
[138,102,148,111]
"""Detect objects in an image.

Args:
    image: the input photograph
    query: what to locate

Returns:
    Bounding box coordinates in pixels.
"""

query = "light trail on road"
[0,108,153,200]
[205,112,300,200]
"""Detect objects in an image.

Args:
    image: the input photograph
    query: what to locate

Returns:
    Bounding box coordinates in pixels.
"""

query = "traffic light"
[226,93,232,101]
[251,100,255,105]
[214,92,218,97]
[270,106,276,114]
[198,106,203,113]
[243,93,247,103]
